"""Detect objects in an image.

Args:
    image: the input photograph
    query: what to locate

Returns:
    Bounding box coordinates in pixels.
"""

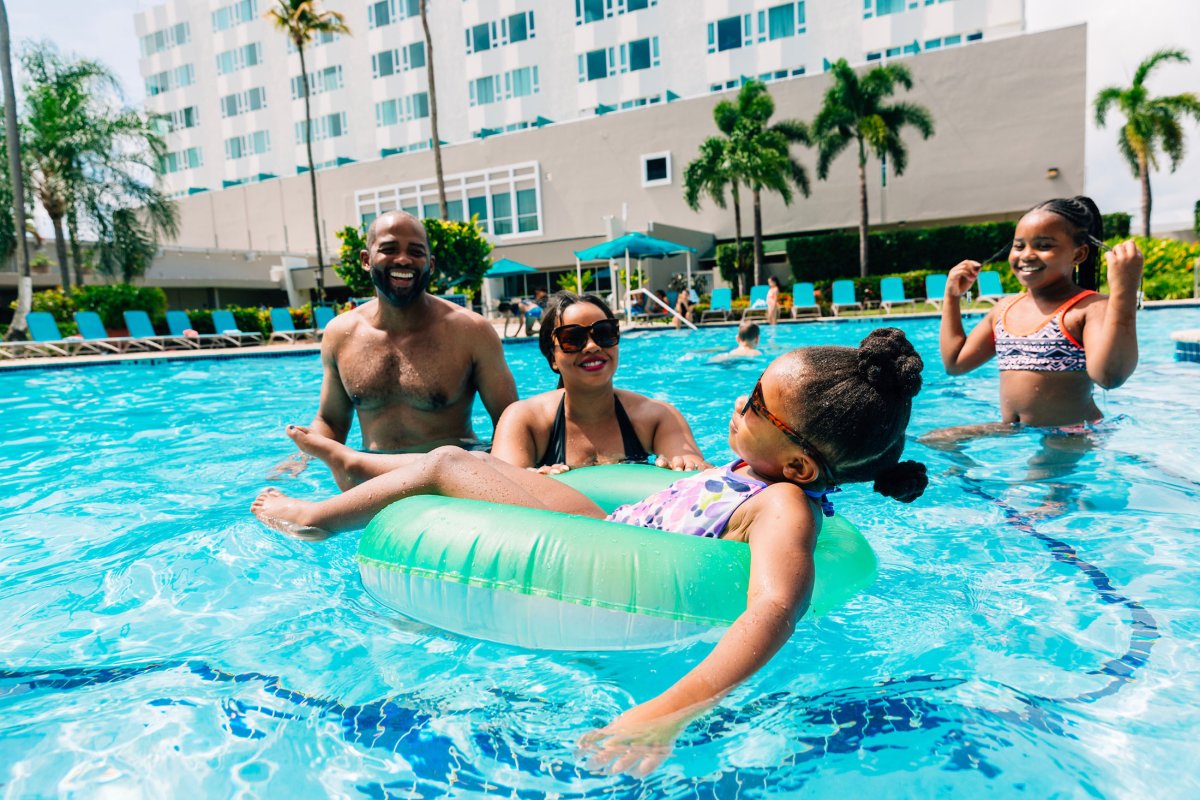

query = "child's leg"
[252,446,605,537]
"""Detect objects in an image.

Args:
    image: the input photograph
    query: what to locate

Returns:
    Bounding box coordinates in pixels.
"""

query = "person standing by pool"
[251,328,928,776]
[270,211,518,482]
[283,291,709,487]
[766,275,781,326]
[926,196,1143,444]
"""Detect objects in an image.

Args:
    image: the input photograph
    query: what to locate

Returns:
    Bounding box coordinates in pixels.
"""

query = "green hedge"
[786,214,1134,282]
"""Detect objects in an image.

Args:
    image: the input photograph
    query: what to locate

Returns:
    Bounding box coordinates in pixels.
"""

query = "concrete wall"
[161,24,1086,274]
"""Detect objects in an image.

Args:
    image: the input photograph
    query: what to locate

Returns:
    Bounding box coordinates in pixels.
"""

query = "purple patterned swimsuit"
[606,460,770,538]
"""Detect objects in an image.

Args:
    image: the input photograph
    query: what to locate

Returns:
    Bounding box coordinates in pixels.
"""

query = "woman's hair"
[1028,196,1104,290]
[775,328,928,503]
[537,291,616,371]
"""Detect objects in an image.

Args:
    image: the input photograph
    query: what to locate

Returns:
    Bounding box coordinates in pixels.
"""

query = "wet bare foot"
[286,425,365,491]
[251,487,331,540]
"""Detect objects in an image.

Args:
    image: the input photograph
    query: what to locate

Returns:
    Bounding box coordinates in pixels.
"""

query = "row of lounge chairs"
[1,306,338,360]
[698,271,1015,322]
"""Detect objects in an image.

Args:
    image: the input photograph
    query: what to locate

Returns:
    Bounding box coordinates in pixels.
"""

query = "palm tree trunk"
[752,188,764,287]
[857,140,870,279]
[298,42,325,304]
[51,213,70,291]
[1139,154,1151,238]
[68,209,84,287]
[1,0,32,339]
[731,182,746,296]
[420,0,447,219]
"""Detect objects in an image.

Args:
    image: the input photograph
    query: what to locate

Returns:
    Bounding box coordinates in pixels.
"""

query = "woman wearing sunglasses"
[254,327,928,776]
[491,291,708,473]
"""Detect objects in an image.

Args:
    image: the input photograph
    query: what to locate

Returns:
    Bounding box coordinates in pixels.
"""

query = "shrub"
[1102,212,1132,239]
[72,284,167,329]
[715,242,753,293]
[1114,236,1200,300]
[333,224,372,296]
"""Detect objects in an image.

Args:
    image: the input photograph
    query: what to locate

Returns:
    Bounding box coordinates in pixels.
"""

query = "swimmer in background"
[251,328,928,776]
[766,275,781,326]
[726,321,763,357]
[924,196,1143,447]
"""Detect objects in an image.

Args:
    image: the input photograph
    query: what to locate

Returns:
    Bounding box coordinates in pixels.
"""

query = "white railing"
[628,287,697,331]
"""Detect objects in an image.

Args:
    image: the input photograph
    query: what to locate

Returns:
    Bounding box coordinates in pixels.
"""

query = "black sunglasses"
[553,319,620,353]
[741,380,836,485]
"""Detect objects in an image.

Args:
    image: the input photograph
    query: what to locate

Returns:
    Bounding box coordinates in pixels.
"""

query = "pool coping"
[3,298,1197,374]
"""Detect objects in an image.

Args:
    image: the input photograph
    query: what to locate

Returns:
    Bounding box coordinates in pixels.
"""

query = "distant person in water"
[924,196,1142,446]
[269,211,517,481]
[726,321,762,357]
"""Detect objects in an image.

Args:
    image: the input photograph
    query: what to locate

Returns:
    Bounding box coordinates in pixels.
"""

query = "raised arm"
[1084,241,1143,389]
[581,488,814,776]
[470,316,519,427]
[939,260,997,375]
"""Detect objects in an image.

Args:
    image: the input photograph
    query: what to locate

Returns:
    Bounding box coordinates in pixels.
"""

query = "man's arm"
[267,331,354,479]
[470,316,519,427]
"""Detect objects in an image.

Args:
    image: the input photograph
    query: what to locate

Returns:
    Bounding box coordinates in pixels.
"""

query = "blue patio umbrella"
[573,233,697,327]
[484,258,538,305]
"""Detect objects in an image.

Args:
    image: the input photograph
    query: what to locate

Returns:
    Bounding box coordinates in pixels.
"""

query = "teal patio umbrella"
[574,233,697,326]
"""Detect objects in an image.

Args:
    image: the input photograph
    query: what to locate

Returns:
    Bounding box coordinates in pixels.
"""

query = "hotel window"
[467,13,535,54]
[145,64,195,96]
[167,106,199,131]
[225,130,270,160]
[375,91,430,126]
[641,152,671,187]
[576,0,656,25]
[469,75,500,106]
[506,66,539,98]
[620,37,659,72]
[290,66,344,99]
[368,0,419,29]
[161,146,202,173]
[211,0,257,32]
[578,47,614,82]
[220,87,267,118]
[141,22,190,56]
[215,42,262,75]
[470,22,494,53]
[505,11,534,43]
[356,162,542,239]
[761,2,806,41]
[286,29,338,53]
[294,111,347,144]
[708,15,751,53]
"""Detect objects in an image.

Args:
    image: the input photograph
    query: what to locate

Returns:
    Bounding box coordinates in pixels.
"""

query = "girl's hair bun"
[873,460,928,503]
[857,328,924,399]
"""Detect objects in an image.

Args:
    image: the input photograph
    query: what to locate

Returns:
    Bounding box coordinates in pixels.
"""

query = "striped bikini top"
[993,290,1095,372]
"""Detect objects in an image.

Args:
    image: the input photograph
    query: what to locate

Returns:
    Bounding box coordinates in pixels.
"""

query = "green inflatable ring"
[358,463,876,650]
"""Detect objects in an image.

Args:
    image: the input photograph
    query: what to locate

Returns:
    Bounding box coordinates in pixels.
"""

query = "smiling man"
[276,211,517,475]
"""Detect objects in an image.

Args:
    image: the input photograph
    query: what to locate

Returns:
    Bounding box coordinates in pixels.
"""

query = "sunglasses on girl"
[741,380,836,485]
[553,319,621,353]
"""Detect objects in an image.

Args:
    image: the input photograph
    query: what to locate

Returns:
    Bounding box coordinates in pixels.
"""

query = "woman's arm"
[489,399,544,468]
[1084,241,1143,389]
[580,487,814,776]
[940,260,998,375]
[637,395,710,471]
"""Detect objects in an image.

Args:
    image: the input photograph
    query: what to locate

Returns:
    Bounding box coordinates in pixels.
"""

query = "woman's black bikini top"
[536,393,651,468]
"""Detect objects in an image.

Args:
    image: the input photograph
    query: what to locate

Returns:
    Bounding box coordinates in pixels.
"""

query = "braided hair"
[775,328,928,503]
[1030,196,1105,290]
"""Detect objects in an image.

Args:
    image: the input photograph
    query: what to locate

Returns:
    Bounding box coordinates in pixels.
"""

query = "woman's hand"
[945,260,981,298]
[655,454,710,472]
[1105,240,1144,299]
[531,463,571,475]
[578,702,692,778]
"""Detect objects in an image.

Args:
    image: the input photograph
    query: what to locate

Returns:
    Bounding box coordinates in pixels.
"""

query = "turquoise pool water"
[2,308,1200,797]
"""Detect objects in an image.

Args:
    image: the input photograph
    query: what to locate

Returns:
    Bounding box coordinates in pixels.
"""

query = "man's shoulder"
[432,297,502,338]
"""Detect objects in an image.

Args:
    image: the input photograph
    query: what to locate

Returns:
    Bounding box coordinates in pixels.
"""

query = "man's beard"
[371,263,430,308]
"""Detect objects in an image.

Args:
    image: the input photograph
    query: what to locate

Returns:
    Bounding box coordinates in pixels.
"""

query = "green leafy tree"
[333,223,372,296]
[1095,49,1200,237]
[811,58,934,277]
[267,0,350,304]
[684,135,746,293]
[333,217,493,299]
[557,270,593,294]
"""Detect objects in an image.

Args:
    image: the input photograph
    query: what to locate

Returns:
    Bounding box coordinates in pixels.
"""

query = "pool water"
[2,308,1200,797]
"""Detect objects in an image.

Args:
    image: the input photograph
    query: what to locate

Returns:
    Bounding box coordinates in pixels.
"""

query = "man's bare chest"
[338,343,472,412]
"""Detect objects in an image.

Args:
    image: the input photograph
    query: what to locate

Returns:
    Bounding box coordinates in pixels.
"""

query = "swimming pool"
[3,308,1199,797]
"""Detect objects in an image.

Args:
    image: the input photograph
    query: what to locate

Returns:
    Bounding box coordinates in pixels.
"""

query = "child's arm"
[939,260,998,374]
[580,486,815,776]
[1084,241,1143,389]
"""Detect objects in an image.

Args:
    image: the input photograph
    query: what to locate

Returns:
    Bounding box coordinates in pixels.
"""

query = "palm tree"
[727,81,811,285]
[0,0,31,339]
[419,0,447,219]
[811,59,934,278]
[267,0,350,304]
[684,135,747,293]
[1095,48,1200,237]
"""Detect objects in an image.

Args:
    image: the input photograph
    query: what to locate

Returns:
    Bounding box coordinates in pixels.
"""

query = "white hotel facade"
[109,0,1086,308]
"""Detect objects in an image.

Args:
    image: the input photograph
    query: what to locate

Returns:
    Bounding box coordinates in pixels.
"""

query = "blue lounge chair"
[976,270,1015,305]
[212,310,264,346]
[925,274,949,310]
[879,277,916,314]
[700,287,732,323]
[790,282,820,318]
[124,310,197,350]
[0,312,108,358]
[75,311,156,353]
[830,280,862,316]
[167,310,241,349]
[269,307,317,344]
[741,284,770,320]
[313,306,337,339]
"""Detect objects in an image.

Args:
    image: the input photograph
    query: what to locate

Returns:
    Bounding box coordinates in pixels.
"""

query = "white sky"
[6,0,1200,231]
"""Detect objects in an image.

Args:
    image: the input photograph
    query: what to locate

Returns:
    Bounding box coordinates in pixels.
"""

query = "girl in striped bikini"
[927,196,1143,445]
